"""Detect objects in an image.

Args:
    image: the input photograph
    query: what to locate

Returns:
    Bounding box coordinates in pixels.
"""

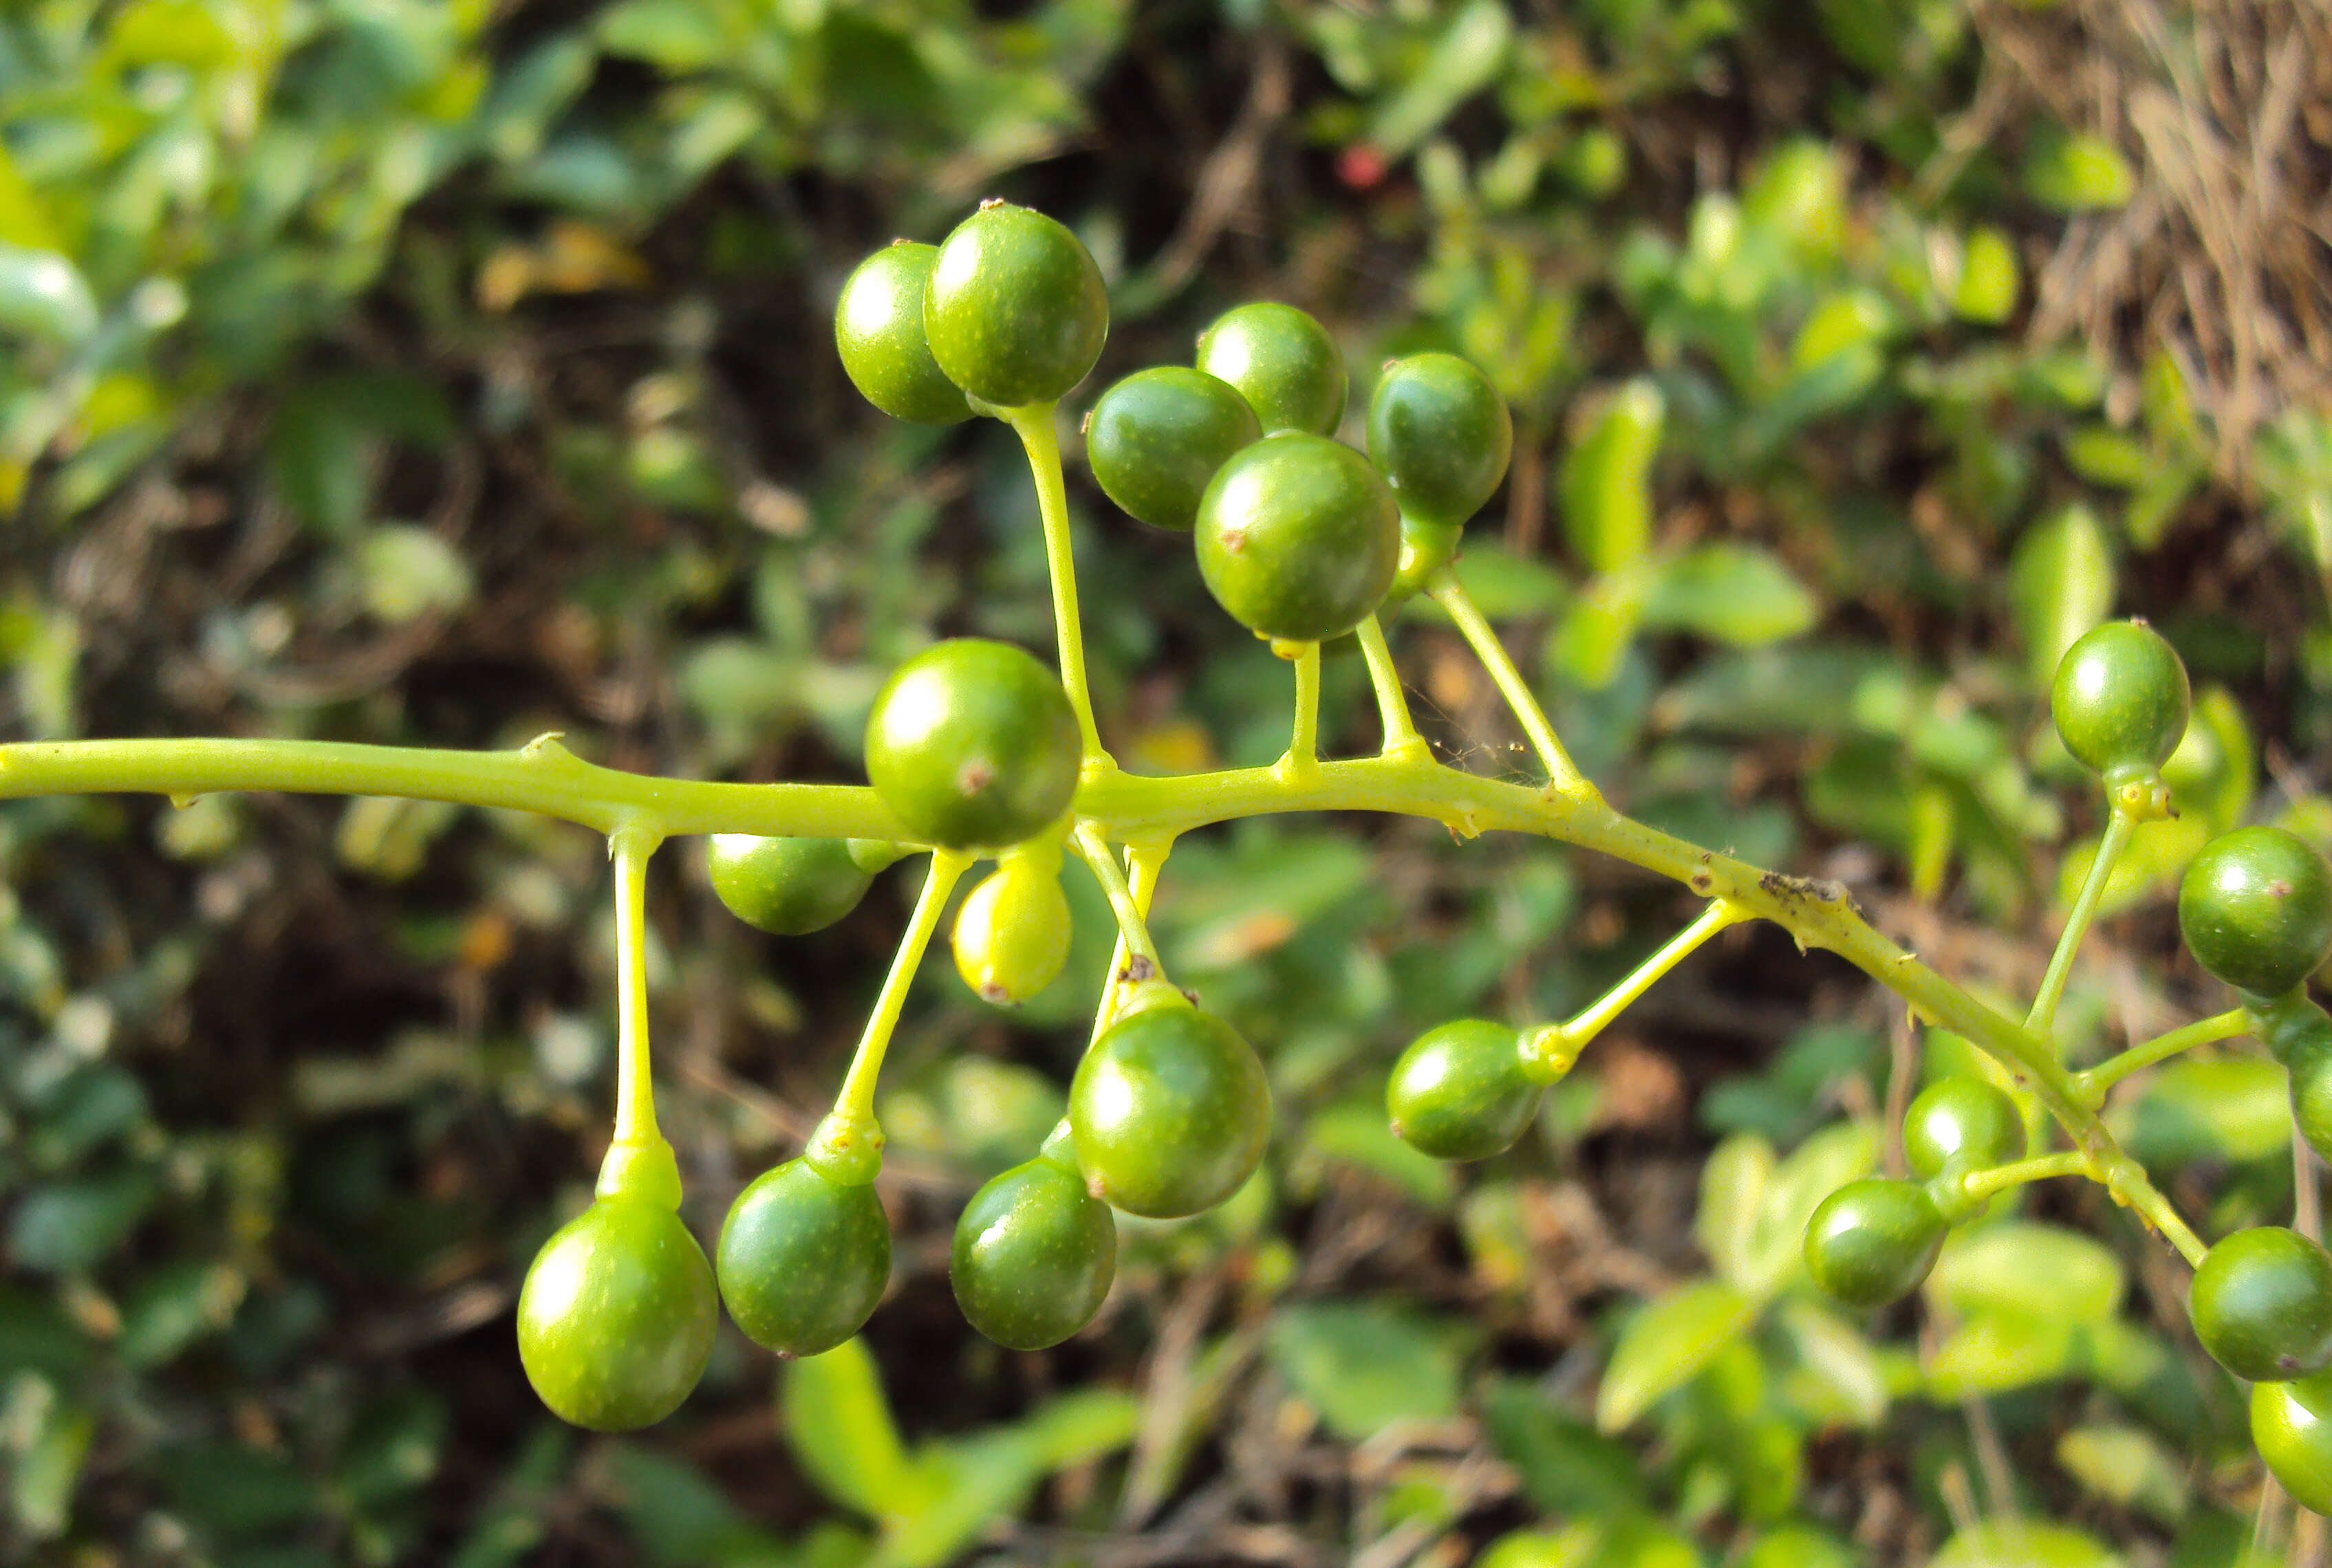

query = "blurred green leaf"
[1597,1279,1754,1431]
[2009,503,2114,687]
[784,1339,923,1521]
[1934,1521,2125,1568]
[1640,543,1817,648]
[1266,1302,1463,1439]
[1927,1221,2125,1325]
[2022,131,2135,212]
[1560,380,1664,574]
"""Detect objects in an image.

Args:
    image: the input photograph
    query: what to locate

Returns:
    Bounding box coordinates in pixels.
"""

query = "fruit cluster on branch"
[7,202,2332,1510]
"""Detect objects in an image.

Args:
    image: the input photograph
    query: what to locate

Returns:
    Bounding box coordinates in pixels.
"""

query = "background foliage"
[2,0,2330,1562]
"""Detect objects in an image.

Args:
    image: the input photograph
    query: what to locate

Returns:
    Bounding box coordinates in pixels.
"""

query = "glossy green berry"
[924,202,1108,409]
[834,241,973,425]
[2178,826,2332,999]
[1194,433,1400,644]
[863,639,1081,850]
[1365,353,1513,530]
[2191,1226,2332,1382]
[1803,1177,1948,1309]
[517,1195,717,1431]
[2254,1369,2332,1512]
[953,856,1072,1004]
[1902,1076,2023,1180]
[951,1151,1116,1350]
[2051,620,2190,781]
[1195,302,1346,436]
[1085,367,1260,531]
[1386,1019,1541,1162]
[1070,998,1271,1219]
[2273,1003,2332,1166]
[716,1157,891,1358]
[705,835,873,936]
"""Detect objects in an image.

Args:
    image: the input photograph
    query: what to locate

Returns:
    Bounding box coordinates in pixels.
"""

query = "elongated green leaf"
[1934,1521,2124,1568]
[1266,1302,1463,1439]
[1640,543,1817,648]
[1928,1221,2124,1324]
[1560,380,1663,574]
[2009,503,2114,686]
[784,1339,922,1520]
[1596,1278,1754,1431]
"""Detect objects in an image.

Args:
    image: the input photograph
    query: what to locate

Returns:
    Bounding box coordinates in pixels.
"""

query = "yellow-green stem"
[608,823,665,1148]
[1001,402,1112,771]
[2027,805,2135,1040]
[1354,614,1427,761]
[2074,1007,2251,1107]
[0,737,2204,1258]
[1073,823,1166,978]
[1956,1150,2089,1201]
[1088,840,1170,1045]
[1284,642,1321,779]
[1526,900,1747,1071]
[825,850,971,1153]
[1427,570,1592,798]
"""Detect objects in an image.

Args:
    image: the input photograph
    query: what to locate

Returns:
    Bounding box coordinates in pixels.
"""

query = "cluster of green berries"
[840,200,1513,652]
[1792,619,2332,1507]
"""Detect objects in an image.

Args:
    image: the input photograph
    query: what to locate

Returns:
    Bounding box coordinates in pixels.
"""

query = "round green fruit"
[517,1195,718,1431]
[2190,1226,2332,1382]
[1803,1177,1948,1310]
[1084,366,1261,531]
[2254,1369,2332,1513]
[953,856,1072,1004]
[834,241,973,425]
[2178,825,2332,999]
[1365,353,1513,530]
[705,835,874,936]
[1070,1001,1271,1219]
[924,202,1108,409]
[863,639,1081,850]
[2050,620,2190,781]
[1386,1019,1540,1162]
[951,1153,1116,1350]
[1195,302,1346,436]
[1194,433,1400,644]
[1902,1076,2022,1180]
[716,1158,891,1358]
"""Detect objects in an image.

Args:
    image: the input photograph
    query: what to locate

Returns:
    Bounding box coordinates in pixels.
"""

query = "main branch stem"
[0,735,2199,1257]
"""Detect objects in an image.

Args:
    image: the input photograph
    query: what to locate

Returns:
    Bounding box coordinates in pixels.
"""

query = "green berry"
[1386,1019,1541,1162]
[951,1153,1116,1351]
[2051,620,2190,781]
[2190,1226,2332,1382]
[1902,1077,2022,1180]
[924,202,1108,408]
[717,1157,891,1358]
[1070,999,1271,1219]
[863,639,1081,850]
[1084,367,1261,531]
[1194,433,1400,644]
[1803,1177,1948,1309]
[517,1195,717,1431]
[2254,1369,2332,1512]
[2178,826,2332,999]
[706,835,874,935]
[1365,353,1513,530]
[1195,302,1347,435]
[834,241,973,425]
[953,856,1072,1004]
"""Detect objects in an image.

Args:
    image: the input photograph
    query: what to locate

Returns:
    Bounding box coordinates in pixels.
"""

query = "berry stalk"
[1426,569,1591,799]
[1000,401,1113,772]
[2027,802,2137,1040]
[1354,613,1427,761]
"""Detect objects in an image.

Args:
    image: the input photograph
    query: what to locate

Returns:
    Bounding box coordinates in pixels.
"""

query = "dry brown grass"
[1980,0,2332,481]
